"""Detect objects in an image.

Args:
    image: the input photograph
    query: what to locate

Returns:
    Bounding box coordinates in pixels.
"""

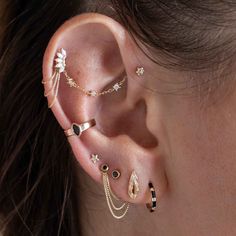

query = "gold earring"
[136,67,145,76]
[128,171,140,200]
[90,154,100,164]
[112,169,121,179]
[146,182,157,212]
[100,164,129,220]
[42,48,66,108]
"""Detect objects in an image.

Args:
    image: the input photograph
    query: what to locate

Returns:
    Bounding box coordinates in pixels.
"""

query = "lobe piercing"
[100,164,129,220]
[112,170,121,180]
[64,119,96,137]
[128,171,140,200]
[136,67,145,76]
[146,182,157,213]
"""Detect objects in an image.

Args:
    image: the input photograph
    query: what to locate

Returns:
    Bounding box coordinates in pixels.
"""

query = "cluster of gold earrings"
[43,48,156,220]
[91,153,156,220]
[42,48,145,108]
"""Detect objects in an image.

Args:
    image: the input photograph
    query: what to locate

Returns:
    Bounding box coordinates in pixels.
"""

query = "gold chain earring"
[42,48,127,108]
[100,164,129,220]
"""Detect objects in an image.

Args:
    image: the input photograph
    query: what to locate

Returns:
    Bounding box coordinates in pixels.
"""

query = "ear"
[42,13,167,206]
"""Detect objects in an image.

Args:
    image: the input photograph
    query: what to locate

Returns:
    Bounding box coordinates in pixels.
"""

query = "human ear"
[42,13,167,215]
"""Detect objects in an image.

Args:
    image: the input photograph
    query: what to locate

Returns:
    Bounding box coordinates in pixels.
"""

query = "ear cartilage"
[112,170,121,179]
[42,48,67,108]
[128,171,140,200]
[100,164,130,220]
[136,66,145,76]
[146,182,157,213]
[64,119,96,138]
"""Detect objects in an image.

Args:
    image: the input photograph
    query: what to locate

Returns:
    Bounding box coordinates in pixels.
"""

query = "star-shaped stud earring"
[90,154,100,164]
[136,67,145,77]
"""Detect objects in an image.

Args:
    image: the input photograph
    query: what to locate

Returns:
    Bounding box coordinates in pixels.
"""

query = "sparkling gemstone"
[88,90,97,97]
[113,83,121,91]
[72,124,81,136]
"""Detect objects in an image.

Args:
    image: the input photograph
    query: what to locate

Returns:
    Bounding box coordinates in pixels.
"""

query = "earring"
[136,67,145,76]
[146,182,157,212]
[128,171,140,200]
[64,119,96,137]
[90,154,100,164]
[112,170,121,179]
[42,48,66,108]
[100,164,129,220]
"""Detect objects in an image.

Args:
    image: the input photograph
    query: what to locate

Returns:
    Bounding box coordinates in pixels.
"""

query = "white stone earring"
[42,48,66,108]
[136,67,145,77]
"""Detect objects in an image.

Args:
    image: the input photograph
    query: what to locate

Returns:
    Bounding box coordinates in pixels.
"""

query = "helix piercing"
[42,48,66,108]
[128,171,140,200]
[100,164,129,220]
[42,48,127,108]
[64,119,96,137]
[146,182,157,213]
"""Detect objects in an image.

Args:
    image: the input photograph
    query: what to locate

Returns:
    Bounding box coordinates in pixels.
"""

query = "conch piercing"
[64,119,96,137]
[90,154,100,164]
[42,48,127,108]
[42,48,67,108]
[128,171,140,200]
[146,182,157,213]
[136,66,145,76]
[100,164,129,220]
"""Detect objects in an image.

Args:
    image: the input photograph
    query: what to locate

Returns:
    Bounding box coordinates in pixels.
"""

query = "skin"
[42,13,236,236]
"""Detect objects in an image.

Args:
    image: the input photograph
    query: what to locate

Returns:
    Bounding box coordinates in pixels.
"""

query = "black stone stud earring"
[112,170,121,179]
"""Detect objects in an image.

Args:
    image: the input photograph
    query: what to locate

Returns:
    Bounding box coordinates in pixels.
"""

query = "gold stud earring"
[136,67,145,76]
[100,164,129,220]
[128,171,140,200]
[112,170,121,180]
[90,154,100,164]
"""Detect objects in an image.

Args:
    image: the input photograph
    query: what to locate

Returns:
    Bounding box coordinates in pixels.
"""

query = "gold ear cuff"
[64,119,96,138]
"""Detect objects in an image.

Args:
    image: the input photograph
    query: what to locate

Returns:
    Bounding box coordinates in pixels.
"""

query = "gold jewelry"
[136,67,145,76]
[128,171,140,200]
[100,164,129,220]
[65,70,126,97]
[42,48,67,108]
[112,170,121,179]
[42,48,126,108]
[90,154,100,164]
[64,119,96,137]
[146,182,157,212]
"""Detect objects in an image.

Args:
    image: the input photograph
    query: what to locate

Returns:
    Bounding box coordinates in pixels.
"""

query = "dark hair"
[0,0,235,235]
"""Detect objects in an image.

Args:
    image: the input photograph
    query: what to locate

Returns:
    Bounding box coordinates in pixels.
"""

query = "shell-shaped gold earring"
[128,171,140,200]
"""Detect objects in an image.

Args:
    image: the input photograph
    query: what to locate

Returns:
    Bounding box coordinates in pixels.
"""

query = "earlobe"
[42,13,167,219]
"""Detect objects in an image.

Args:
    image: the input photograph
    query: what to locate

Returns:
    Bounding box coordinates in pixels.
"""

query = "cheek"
[161,97,236,227]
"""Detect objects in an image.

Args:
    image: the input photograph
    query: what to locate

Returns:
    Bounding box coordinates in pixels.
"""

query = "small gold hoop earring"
[64,119,96,137]
[146,182,157,212]
[100,164,129,220]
